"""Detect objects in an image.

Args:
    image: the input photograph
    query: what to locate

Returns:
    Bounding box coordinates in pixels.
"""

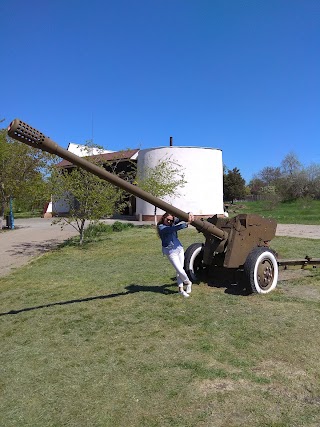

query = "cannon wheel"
[244,247,278,294]
[184,243,205,282]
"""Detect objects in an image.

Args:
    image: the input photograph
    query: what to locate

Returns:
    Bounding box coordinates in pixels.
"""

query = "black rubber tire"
[184,243,204,282]
[244,247,278,294]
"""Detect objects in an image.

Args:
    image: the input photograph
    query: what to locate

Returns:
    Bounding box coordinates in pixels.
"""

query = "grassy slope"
[230,199,320,225]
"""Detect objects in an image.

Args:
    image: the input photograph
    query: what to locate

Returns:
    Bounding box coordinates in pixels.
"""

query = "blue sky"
[1,0,319,183]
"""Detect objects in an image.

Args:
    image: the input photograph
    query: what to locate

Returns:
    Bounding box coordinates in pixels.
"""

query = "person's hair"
[156,212,174,237]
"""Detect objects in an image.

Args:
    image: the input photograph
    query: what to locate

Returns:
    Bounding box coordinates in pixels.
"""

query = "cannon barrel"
[7,118,227,240]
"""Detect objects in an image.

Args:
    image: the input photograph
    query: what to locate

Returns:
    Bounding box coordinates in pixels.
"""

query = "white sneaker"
[179,290,190,298]
[186,283,192,294]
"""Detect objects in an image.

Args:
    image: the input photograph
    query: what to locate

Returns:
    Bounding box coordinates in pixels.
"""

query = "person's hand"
[188,212,194,223]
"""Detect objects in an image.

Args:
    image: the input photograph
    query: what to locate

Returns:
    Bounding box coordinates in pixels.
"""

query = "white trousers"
[166,247,190,287]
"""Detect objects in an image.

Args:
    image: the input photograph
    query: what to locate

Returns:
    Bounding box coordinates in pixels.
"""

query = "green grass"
[229,199,320,225]
[0,226,320,427]
[13,210,43,219]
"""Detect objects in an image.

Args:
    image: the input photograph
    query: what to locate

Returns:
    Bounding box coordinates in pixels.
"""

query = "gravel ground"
[0,218,319,278]
[0,218,79,278]
[274,223,320,239]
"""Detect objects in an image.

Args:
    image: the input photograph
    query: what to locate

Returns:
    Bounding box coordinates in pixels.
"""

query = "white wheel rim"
[189,246,202,274]
[253,251,278,294]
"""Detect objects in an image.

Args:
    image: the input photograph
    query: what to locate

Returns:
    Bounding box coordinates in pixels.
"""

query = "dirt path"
[0,219,319,278]
[0,218,79,278]
[275,224,320,239]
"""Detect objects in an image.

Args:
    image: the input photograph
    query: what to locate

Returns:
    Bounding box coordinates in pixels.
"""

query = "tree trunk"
[0,201,5,229]
[79,219,86,245]
[154,206,157,225]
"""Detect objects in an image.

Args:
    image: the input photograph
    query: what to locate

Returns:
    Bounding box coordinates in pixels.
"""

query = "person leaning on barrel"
[157,212,194,298]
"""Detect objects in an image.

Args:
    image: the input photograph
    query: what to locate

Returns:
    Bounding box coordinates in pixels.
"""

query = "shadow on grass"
[0,283,176,316]
[6,236,86,258]
[7,235,114,255]
[199,267,251,296]
[6,240,71,257]
[126,283,177,295]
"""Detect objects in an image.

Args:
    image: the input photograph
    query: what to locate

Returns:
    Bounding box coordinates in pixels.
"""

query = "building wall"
[136,147,224,220]
[48,146,225,221]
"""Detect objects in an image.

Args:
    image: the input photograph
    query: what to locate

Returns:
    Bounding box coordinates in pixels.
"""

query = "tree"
[0,126,55,228]
[135,156,187,223]
[224,167,246,203]
[276,170,308,201]
[50,144,127,244]
[258,166,282,186]
[305,163,320,199]
[248,177,265,196]
[281,152,301,176]
[248,167,281,196]
[278,153,306,201]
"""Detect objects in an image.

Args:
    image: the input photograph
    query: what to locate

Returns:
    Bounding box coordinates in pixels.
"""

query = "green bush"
[112,221,134,232]
[84,221,135,239]
[84,222,113,239]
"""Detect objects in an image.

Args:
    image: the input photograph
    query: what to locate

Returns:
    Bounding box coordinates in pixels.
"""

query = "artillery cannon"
[8,118,281,294]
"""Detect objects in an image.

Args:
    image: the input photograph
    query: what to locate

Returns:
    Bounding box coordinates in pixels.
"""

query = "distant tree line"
[224,152,320,203]
[248,152,320,201]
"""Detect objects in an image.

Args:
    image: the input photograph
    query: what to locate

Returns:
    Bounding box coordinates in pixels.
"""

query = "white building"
[136,146,224,221]
[45,143,225,221]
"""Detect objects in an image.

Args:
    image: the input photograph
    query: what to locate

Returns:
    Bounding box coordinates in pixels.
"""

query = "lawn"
[230,199,320,225]
[0,225,320,427]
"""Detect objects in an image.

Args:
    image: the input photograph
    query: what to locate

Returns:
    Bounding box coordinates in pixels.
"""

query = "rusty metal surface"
[204,214,277,268]
[223,215,277,268]
[278,257,320,268]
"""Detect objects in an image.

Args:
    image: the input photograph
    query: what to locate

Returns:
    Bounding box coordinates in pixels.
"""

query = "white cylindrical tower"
[136,147,224,221]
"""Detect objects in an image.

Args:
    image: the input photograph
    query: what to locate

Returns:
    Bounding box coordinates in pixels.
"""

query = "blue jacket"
[158,218,188,253]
